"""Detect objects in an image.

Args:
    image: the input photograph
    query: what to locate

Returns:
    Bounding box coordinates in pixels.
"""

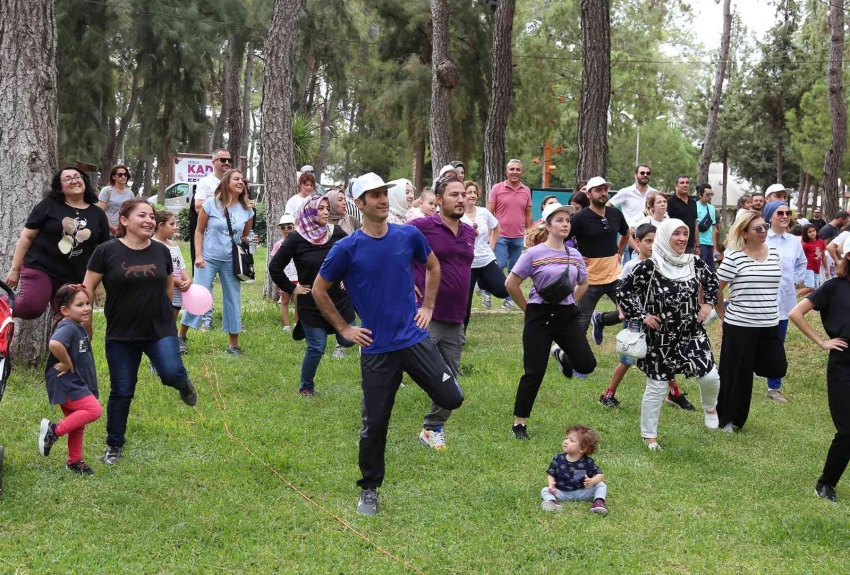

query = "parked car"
[148,182,264,210]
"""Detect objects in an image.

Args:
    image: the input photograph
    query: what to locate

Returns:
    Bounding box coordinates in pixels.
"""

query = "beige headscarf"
[324,189,353,235]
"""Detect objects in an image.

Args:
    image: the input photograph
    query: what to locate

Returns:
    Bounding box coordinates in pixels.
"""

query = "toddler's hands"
[548,485,557,495]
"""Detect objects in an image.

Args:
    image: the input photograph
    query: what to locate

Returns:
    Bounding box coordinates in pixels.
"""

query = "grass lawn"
[0,245,847,573]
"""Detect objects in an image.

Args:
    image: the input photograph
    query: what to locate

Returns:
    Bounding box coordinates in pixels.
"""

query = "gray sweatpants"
[541,482,608,502]
[423,320,463,429]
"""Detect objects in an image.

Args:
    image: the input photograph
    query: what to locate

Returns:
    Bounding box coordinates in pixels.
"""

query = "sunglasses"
[774,211,791,217]
[703,193,714,197]
[114,172,129,178]
[280,224,294,230]
[216,158,233,164]
[750,225,768,233]
[600,217,610,231]
[638,171,651,176]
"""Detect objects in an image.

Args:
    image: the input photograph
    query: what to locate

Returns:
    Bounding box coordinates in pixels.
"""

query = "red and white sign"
[173,156,214,184]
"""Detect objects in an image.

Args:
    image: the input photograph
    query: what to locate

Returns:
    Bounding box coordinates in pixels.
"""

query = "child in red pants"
[38,284,102,475]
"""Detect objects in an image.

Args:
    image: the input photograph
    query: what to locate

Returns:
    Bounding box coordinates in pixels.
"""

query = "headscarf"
[295,194,331,245]
[651,218,696,281]
[324,189,354,235]
[762,200,789,228]
[388,179,412,219]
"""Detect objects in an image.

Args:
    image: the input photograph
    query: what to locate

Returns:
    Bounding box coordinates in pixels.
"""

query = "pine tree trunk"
[0,0,58,366]
[429,0,457,174]
[483,0,516,196]
[800,172,810,216]
[776,139,783,184]
[822,0,846,219]
[315,88,338,179]
[261,0,305,300]
[224,37,245,169]
[414,136,426,193]
[103,66,141,171]
[811,178,820,210]
[721,148,728,225]
[240,44,253,172]
[577,0,611,180]
[698,0,731,186]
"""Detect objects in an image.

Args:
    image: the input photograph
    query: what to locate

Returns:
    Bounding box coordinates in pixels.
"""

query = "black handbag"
[224,206,255,283]
[698,209,714,233]
[536,247,575,304]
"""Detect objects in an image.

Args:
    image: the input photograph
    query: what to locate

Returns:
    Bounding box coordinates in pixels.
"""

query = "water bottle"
[248,230,257,254]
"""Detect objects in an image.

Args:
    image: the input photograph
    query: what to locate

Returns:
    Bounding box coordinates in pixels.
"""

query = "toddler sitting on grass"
[541,424,608,515]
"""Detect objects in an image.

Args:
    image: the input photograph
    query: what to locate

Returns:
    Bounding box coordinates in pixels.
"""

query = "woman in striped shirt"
[716,210,786,432]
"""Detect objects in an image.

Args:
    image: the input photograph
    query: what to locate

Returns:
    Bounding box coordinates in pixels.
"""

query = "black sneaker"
[180,380,198,406]
[599,394,620,408]
[177,336,188,355]
[815,482,837,503]
[666,391,696,411]
[39,419,59,457]
[100,445,123,465]
[357,489,379,516]
[226,345,244,357]
[67,460,94,476]
[550,345,573,379]
[512,423,530,440]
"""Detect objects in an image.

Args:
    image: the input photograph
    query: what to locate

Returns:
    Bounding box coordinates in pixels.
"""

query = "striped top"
[716,248,782,327]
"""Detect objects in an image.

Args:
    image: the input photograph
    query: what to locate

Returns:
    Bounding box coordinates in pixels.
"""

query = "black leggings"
[513,303,597,418]
[464,260,510,327]
[820,350,850,488]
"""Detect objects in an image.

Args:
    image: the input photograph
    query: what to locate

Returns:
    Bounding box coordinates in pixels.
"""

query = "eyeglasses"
[750,225,767,233]
[703,193,714,197]
[600,217,610,231]
[61,174,83,183]
[280,224,294,230]
[216,157,233,164]
[638,171,651,176]
[774,211,791,217]
[114,172,129,178]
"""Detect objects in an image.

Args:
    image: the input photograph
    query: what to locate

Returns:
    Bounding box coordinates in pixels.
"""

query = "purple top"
[409,213,475,324]
[510,243,588,305]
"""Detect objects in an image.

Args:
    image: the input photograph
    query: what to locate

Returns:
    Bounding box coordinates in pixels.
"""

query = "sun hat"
[278,214,295,225]
[438,164,458,179]
[541,202,575,222]
[351,172,391,200]
[299,165,314,173]
[585,176,613,191]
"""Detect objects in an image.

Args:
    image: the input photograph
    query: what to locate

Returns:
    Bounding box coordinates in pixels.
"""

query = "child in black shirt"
[541,425,609,515]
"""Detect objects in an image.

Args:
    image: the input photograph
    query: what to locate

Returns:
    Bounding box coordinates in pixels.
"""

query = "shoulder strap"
[223,205,235,237]
[642,265,656,312]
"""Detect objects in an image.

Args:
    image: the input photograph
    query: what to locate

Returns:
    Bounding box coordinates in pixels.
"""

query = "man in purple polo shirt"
[486,158,532,310]
[409,175,475,450]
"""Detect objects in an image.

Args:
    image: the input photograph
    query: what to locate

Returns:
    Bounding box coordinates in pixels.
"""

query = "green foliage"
[292,113,319,168]
[177,206,191,241]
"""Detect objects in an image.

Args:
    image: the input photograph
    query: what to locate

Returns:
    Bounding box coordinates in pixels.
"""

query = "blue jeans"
[767,319,789,390]
[182,257,242,334]
[493,237,524,302]
[300,323,355,390]
[541,482,608,502]
[104,336,191,447]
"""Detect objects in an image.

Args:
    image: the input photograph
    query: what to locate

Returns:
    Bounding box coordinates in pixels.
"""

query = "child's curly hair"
[524,224,548,248]
[566,424,600,455]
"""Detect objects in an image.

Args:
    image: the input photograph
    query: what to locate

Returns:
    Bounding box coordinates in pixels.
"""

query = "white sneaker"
[332,346,346,359]
[502,300,517,311]
[704,411,719,429]
[721,422,734,433]
[645,439,663,451]
[419,427,446,451]
[482,294,492,309]
[282,325,292,333]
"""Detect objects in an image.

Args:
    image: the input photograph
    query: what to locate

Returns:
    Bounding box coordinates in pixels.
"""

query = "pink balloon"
[182,284,212,316]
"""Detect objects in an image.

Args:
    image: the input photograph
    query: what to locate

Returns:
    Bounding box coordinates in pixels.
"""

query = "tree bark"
[261,0,305,299]
[698,0,731,186]
[0,0,58,365]
[102,65,141,172]
[811,178,820,211]
[721,148,728,225]
[822,0,846,219]
[577,0,611,180]
[414,135,426,193]
[223,37,245,170]
[240,44,253,173]
[315,86,338,179]
[800,172,810,216]
[429,0,458,175]
[483,0,516,196]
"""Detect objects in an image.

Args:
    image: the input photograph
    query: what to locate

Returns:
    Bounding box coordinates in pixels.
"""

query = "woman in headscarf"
[268,194,356,396]
[617,219,722,450]
[324,188,357,235]
[387,179,414,225]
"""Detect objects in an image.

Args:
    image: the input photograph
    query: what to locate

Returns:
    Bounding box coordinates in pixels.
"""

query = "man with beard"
[408,176,475,451]
[810,208,827,232]
[609,165,656,259]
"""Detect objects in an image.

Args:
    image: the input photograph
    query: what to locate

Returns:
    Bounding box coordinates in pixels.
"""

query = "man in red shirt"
[486,159,532,310]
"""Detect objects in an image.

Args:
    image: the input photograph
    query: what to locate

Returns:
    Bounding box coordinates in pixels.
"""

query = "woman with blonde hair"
[716,210,786,432]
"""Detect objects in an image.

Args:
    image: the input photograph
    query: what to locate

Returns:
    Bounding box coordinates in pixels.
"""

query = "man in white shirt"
[194,148,231,212]
[608,164,656,259]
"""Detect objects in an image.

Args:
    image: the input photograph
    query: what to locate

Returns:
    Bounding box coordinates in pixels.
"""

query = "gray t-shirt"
[98,186,135,226]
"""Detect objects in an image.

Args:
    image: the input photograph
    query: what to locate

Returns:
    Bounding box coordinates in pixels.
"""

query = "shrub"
[177,207,191,241]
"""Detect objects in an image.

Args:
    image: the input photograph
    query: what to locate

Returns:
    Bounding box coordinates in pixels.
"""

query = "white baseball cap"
[765,183,789,197]
[541,202,575,222]
[279,214,295,225]
[351,172,391,199]
[300,165,314,173]
[438,164,458,179]
[585,176,613,191]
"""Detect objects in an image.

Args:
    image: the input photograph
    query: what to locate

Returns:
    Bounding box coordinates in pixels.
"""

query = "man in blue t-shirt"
[314,172,465,517]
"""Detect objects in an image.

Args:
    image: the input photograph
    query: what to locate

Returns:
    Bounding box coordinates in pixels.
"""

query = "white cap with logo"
[541,202,575,222]
[279,214,296,225]
[585,176,613,191]
[351,172,391,199]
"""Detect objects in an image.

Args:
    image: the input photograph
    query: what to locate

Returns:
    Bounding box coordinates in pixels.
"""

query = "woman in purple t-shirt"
[505,203,597,440]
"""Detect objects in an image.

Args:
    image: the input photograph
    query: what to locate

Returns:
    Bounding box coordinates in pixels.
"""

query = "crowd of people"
[3,155,849,516]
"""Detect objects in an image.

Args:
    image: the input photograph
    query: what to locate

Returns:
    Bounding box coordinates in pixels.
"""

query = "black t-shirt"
[818,223,840,243]
[24,198,110,283]
[87,240,176,342]
[567,207,629,258]
[810,218,826,232]
[807,277,850,340]
[268,226,355,330]
[667,194,698,248]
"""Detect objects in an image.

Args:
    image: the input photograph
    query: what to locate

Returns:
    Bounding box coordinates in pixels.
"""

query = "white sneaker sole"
[38,418,50,456]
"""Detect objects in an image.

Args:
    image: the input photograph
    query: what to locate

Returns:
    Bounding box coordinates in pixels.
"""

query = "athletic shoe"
[573,371,587,379]
[591,312,605,345]
[541,500,564,512]
[666,391,696,411]
[101,446,123,465]
[200,321,211,332]
[645,440,663,451]
[475,285,484,296]
[357,489,379,516]
[512,423,529,440]
[38,419,58,457]
[482,294,492,309]
[419,427,446,451]
[590,498,609,515]
[282,326,292,333]
[599,394,620,408]
[550,345,573,379]
[180,380,198,406]
[704,411,719,429]
[332,346,346,360]
[720,422,735,433]
[298,388,318,396]
[177,336,188,355]
[766,389,788,403]
[67,460,94,476]
[226,345,244,357]
[815,482,837,503]
[502,300,517,311]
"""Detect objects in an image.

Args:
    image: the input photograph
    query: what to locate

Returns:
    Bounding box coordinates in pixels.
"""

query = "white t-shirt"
[462,208,500,268]
[195,174,220,203]
[628,213,667,230]
[609,184,657,225]
[716,248,782,327]
[284,194,310,218]
[619,256,643,280]
[829,230,850,251]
